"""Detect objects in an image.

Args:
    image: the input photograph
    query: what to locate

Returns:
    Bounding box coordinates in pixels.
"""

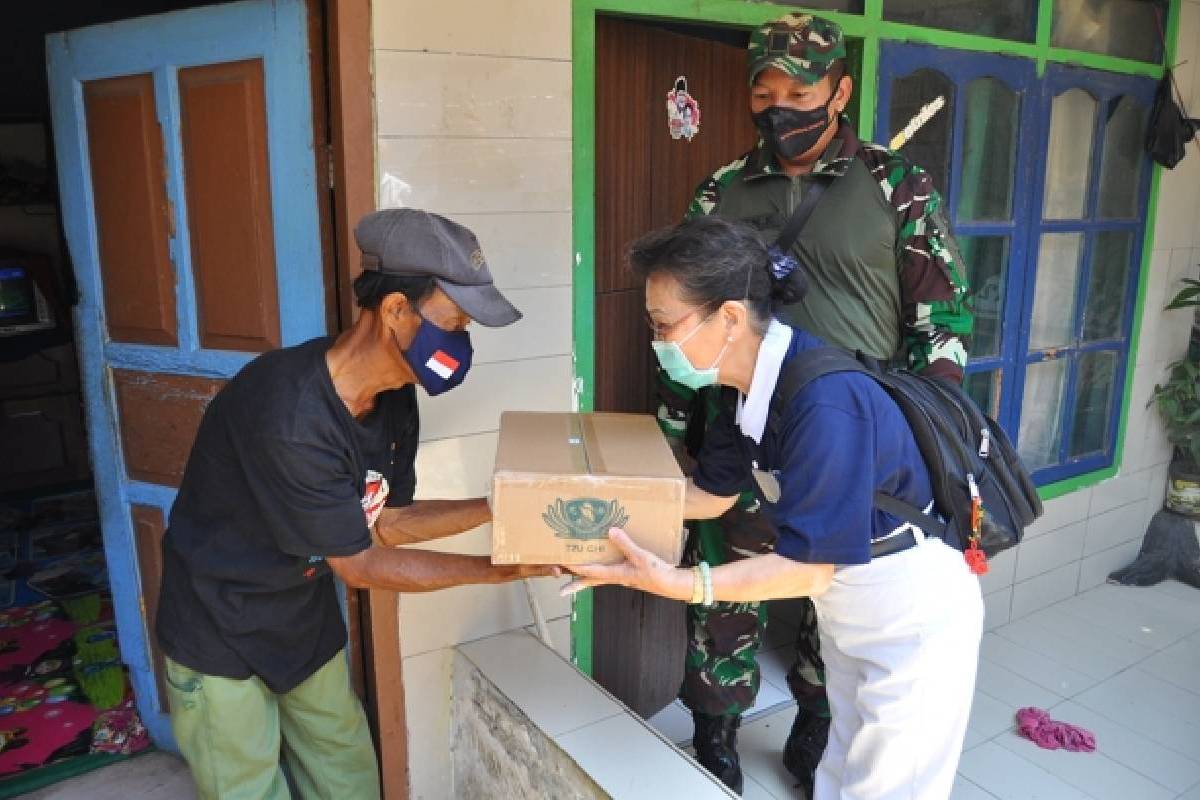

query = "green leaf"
[1166,293,1200,310]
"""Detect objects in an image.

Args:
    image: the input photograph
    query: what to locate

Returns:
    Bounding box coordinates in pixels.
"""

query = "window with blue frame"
[876,43,1156,486]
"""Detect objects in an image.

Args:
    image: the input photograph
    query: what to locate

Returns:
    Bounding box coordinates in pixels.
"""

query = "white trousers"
[812,534,984,800]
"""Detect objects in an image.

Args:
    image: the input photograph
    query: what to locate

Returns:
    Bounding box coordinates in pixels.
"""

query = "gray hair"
[627,216,807,333]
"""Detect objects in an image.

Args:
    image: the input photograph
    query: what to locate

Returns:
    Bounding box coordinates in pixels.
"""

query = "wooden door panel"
[595,289,654,415]
[595,16,654,294]
[595,16,756,296]
[648,31,755,231]
[179,59,282,352]
[112,369,224,487]
[131,505,168,712]
[592,586,686,718]
[592,16,754,719]
[83,74,177,345]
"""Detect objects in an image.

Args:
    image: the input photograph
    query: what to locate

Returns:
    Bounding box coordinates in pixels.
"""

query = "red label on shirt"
[362,470,390,528]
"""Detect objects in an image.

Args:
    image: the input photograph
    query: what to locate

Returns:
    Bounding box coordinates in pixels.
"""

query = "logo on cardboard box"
[542,498,629,541]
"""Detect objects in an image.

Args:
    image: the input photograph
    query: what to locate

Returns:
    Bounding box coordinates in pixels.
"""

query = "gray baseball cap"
[354,208,522,327]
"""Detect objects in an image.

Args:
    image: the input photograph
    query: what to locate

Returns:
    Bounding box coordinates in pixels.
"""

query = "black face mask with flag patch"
[1147,69,1199,169]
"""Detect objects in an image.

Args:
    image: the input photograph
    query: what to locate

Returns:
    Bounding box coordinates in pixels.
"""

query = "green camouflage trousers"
[680,510,830,719]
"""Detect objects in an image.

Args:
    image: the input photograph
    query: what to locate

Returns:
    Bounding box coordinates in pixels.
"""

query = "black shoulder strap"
[774,346,866,402]
[774,177,832,255]
[873,491,948,538]
[767,346,866,442]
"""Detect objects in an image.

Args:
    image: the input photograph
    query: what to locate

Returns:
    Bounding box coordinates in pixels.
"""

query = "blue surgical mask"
[651,313,730,390]
[396,316,473,396]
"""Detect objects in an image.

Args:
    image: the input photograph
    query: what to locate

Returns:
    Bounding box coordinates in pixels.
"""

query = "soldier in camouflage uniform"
[662,13,972,796]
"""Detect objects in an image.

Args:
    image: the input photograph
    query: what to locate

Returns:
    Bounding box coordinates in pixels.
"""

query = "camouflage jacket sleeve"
[662,159,751,459]
[656,371,694,452]
[873,151,973,383]
[685,175,719,220]
[660,168,727,452]
[685,155,748,219]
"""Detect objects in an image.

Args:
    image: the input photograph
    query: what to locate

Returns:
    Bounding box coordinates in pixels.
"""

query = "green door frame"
[570,0,1183,673]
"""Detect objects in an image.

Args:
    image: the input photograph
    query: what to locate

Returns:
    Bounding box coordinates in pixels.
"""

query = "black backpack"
[768,347,1042,565]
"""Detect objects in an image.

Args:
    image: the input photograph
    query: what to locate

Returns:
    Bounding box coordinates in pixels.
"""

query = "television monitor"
[0,260,55,336]
[0,266,36,324]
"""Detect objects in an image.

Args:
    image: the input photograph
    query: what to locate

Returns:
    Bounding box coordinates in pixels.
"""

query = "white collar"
[736,319,793,444]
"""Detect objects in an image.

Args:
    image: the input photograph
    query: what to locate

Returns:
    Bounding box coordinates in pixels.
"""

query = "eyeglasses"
[645,306,717,341]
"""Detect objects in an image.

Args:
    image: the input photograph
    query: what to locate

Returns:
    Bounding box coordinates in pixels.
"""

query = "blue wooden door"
[46,0,326,748]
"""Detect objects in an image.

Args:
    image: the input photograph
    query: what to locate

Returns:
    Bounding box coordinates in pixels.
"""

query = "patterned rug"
[0,492,150,795]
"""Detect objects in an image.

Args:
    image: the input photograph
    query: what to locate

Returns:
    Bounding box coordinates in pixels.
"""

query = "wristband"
[699,561,714,607]
[689,566,704,604]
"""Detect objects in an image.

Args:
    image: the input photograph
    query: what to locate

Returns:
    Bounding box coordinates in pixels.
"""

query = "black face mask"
[752,101,835,161]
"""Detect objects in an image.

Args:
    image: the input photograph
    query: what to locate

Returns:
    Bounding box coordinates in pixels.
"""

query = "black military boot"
[693,712,744,795]
[782,710,830,799]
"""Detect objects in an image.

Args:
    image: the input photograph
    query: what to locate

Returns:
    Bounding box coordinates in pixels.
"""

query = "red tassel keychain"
[966,474,989,576]
[964,538,989,575]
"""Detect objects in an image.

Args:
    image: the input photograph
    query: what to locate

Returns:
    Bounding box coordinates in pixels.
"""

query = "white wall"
[371,2,574,797]
[981,0,1200,630]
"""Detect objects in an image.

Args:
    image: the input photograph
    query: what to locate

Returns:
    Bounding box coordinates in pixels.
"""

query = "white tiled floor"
[647,580,1200,800]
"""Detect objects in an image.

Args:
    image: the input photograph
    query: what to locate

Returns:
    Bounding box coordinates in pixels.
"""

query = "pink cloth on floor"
[0,615,75,672]
[1016,707,1096,752]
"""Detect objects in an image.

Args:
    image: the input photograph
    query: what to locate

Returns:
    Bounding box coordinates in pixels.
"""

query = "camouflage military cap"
[747,13,846,86]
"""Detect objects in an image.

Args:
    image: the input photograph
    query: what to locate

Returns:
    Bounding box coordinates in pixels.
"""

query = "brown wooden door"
[592,15,756,718]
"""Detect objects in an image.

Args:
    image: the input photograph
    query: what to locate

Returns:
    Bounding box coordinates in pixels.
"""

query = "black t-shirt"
[156,336,418,693]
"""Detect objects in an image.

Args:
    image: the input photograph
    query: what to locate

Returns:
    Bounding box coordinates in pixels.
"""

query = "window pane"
[1019,359,1068,470]
[889,69,955,195]
[1098,96,1148,219]
[1052,0,1166,63]
[1043,89,1097,220]
[965,369,1003,419]
[1069,351,1119,458]
[958,78,1019,222]
[960,235,1009,358]
[1030,233,1084,350]
[884,0,1035,42]
[1082,231,1134,342]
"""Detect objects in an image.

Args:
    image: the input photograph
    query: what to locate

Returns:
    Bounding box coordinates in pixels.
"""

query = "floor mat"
[0,492,150,791]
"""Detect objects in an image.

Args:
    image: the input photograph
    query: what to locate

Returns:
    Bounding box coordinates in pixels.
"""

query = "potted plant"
[1109,274,1200,588]
[1152,276,1200,516]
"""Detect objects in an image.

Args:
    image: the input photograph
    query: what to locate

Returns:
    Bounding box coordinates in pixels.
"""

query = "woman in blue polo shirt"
[565,216,984,800]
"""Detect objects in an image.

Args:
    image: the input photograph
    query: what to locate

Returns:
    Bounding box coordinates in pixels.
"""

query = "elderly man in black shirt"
[156,208,551,800]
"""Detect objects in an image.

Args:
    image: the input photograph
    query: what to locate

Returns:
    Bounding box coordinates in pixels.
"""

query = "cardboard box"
[491,411,686,565]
